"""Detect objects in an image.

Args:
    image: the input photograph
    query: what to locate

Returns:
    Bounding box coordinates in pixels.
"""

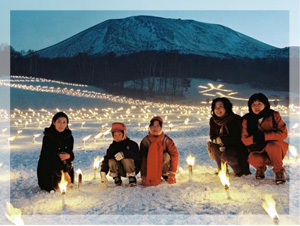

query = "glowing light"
[82,135,92,142]
[5,202,24,225]
[93,156,103,179]
[262,194,279,223]
[218,162,230,188]
[8,136,16,142]
[289,145,298,159]
[93,156,102,170]
[58,170,68,194]
[292,123,299,129]
[186,154,195,166]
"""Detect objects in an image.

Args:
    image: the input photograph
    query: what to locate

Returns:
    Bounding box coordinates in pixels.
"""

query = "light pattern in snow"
[0,76,299,225]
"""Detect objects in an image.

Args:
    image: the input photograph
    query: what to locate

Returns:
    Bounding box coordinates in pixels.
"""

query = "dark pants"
[109,159,136,178]
[37,167,74,192]
[207,142,250,175]
[162,152,171,175]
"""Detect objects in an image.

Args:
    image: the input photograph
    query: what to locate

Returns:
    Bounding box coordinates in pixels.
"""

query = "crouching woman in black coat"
[207,97,251,176]
[37,112,75,192]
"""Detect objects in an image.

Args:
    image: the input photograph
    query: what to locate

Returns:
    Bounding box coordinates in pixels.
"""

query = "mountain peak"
[33,15,281,59]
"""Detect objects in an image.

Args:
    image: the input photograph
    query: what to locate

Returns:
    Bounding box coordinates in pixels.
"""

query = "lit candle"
[262,194,279,224]
[5,202,25,225]
[7,136,16,145]
[33,133,41,143]
[93,156,102,179]
[76,169,82,190]
[102,129,110,136]
[16,130,22,137]
[186,154,195,180]
[169,124,173,131]
[94,132,102,143]
[1,128,7,135]
[289,145,298,162]
[82,135,92,147]
[58,170,68,207]
[218,162,231,199]
[292,123,299,135]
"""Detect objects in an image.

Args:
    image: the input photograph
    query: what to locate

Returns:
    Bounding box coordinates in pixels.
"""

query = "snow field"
[0,76,299,224]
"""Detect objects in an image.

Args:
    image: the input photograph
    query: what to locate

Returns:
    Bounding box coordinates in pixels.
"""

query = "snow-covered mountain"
[32,15,286,59]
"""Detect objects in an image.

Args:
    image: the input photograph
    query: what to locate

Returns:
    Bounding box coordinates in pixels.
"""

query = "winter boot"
[275,171,286,184]
[113,175,122,186]
[255,166,266,180]
[162,175,168,181]
[128,176,137,186]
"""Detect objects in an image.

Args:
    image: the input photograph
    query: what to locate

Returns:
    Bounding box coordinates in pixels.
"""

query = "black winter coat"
[209,114,243,148]
[37,127,74,192]
[100,137,140,175]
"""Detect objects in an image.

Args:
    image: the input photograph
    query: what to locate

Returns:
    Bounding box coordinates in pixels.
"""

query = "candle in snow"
[76,169,82,190]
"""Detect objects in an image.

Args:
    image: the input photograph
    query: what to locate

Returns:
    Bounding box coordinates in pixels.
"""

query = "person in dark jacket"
[207,97,251,176]
[100,122,140,187]
[140,116,179,186]
[37,112,74,192]
[242,93,288,184]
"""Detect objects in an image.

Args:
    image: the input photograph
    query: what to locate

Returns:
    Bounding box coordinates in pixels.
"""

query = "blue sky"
[10,10,290,51]
[0,0,299,51]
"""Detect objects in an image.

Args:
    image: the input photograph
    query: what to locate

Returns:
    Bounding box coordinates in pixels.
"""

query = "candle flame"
[289,145,298,158]
[262,194,279,220]
[76,168,82,175]
[186,154,195,166]
[93,156,103,169]
[94,132,102,139]
[103,129,110,136]
[82,135,92,142]
[33,133,41,138]
[218,162,230,187]
[5,202,24,225]
[292,123,299,129]
[8,136,16,142]
[58,170,68,194]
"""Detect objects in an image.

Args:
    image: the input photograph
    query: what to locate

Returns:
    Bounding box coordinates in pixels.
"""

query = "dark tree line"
[11,49,289,99]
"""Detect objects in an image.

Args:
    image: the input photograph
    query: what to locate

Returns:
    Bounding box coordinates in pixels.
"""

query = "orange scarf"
[144,132,164,186]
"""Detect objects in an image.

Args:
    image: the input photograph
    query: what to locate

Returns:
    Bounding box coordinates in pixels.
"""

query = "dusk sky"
[0,0,299,52]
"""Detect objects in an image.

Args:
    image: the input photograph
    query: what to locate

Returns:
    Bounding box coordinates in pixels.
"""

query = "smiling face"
[53,117,67,132]
[251,100,265,115]
[214,101,226,118]
[150,121,162,136]
[113,131,124,142]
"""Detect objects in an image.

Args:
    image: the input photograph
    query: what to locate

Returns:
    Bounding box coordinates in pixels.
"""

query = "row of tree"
[11,49,289,99]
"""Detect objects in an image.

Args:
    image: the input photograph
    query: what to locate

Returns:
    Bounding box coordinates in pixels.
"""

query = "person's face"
[113,131,123,142]
[214,101,226,118]
[53,117,67,132]
[251,100,265,115]
[150,121,162,136]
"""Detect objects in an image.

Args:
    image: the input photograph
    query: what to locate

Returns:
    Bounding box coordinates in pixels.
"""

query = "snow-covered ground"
[0,76,299,225]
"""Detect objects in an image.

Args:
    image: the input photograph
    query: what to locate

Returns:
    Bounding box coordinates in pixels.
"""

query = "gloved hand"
[219,146,226,152]
[216,137,223,145]
[253,131,265,143]
[114,152,124,161]
[100,172,108,188]
[167,173,176,184]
